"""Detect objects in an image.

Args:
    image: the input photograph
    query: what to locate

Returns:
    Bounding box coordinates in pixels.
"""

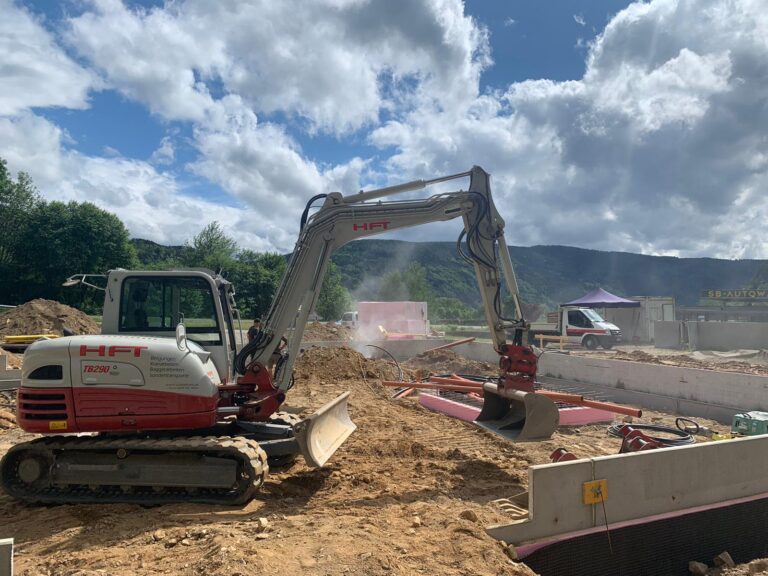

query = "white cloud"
[369,0,768,258]
[0,0,96,115]
[574,14,586,27]
[149,136,175,166]
[0,112,286,251]
[66,0,490,132]
[3,0,768,260]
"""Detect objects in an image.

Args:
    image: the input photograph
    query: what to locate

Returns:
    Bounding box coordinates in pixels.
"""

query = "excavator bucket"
[475,388,559,442]
[293,391,356,467]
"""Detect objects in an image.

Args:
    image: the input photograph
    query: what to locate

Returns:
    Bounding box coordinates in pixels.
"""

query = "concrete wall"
[653,321,682,349]
[487,435,768,545]
[0,355,20,391]
[694,321,768,351]
[0,538,11,576]
[652,320,768,351]
[537,352,768,421]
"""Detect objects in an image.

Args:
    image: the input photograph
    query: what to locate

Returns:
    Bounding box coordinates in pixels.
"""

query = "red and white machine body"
[18,335,220,434]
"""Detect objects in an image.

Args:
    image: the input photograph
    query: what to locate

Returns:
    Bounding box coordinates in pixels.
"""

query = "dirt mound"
[1,342,728,575]
[0,349,22,368]
[302,321,354,341]
[0,299,100,337]
[404,348,497,376]
[590,348,768,377]
[0,408,15,430]
[295,346,407,391]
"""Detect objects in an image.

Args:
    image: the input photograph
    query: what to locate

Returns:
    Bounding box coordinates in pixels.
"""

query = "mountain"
[131,237,766,309]
[131,238,185,266]
[331,240,765,308]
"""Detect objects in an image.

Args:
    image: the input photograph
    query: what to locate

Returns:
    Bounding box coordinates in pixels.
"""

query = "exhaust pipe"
[292,392,356,467]
[475,383,559,442]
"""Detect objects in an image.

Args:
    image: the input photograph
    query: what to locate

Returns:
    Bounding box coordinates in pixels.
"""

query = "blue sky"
[2,0,767,258]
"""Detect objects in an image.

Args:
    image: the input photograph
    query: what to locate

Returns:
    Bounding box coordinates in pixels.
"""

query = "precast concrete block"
[0,538,12,576]
[486,459,593,544]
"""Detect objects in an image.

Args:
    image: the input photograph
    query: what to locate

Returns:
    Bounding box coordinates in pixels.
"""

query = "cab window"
[567,310,591,328]
[119,276,221,344]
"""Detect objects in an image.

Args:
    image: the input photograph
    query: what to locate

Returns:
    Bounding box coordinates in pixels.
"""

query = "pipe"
[381,381,484,393]
[429,376,485,388]
[423,337,476,353]
[581,399,642,418]
[538,391,585,404]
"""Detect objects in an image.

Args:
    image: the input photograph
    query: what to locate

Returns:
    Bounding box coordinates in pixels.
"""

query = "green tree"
[315,262,351,321]
[15,201,138,309]
[378,263,433,303]
[0,159,41,301]
[431,297,476,321]
[182,221,237,272]
[230,250,287,320]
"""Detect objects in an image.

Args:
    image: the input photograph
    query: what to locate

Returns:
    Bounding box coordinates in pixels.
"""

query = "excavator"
[0,166,558,505]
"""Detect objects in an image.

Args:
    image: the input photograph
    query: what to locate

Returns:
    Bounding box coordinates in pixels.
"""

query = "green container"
[731,411,768,436]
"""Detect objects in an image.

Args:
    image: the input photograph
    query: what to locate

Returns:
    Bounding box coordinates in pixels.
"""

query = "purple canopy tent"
[562,288,640,308]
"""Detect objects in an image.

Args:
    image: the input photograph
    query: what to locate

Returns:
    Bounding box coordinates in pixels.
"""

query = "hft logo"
[353,221,390,232]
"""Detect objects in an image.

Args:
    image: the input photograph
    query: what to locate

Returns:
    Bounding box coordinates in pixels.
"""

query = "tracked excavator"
[0,166,558,505]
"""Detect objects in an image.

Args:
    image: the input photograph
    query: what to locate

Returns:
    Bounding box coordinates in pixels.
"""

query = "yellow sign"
[702,289,768,300]
[48,421,68,431]
[583,479,608,504]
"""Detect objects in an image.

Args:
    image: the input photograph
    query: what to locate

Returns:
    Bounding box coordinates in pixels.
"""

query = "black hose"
[675,417,700,435]
[607,423,695,446]
[300,194,328,231]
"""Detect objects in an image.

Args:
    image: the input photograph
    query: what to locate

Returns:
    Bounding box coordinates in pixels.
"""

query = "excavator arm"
[236,166,527,390]
[234,166,558,466]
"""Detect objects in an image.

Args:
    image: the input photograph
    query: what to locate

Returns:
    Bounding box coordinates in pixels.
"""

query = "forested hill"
[330,240,765,308]
[131,238,766,309]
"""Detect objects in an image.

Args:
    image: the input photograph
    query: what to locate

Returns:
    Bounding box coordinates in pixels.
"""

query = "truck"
[530,306,622,349]
[0,165,559,505]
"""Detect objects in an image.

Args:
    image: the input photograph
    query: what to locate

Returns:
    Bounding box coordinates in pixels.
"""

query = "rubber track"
[0,435,268,506]
[268,411,302,426]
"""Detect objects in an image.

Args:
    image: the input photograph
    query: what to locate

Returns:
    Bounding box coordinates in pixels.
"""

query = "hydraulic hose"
[607,423,695,446]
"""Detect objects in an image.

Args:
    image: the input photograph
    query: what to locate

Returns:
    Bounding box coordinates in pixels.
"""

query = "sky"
[1,0,767,259]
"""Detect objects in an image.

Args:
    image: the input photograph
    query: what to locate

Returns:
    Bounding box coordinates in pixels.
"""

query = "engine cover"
[17,335,220,433]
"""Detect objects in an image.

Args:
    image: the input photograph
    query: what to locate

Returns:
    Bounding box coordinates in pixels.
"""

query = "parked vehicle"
[339,311,358,329]
[530,306,621,349]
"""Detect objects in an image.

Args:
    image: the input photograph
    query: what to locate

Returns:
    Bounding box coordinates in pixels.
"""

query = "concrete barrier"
[537,352,768,418]
[692,321,768,351]
[0,355,20,391]
[487,435,768,545]
[0,538,11,576]
[653,321,682,349]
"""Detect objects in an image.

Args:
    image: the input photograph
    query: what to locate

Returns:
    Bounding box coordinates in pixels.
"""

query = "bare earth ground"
[0,346,735,576]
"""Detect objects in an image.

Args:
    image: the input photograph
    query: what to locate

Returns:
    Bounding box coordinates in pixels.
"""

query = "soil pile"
[3,345,724,575]
[583,348,768,377]
[404,348,497,376]
[0,299,100,337]
[302,322,354,341]
[0,349,22,369]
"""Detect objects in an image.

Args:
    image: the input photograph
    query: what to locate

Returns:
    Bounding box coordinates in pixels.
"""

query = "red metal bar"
[581,398,642,418]
[381,381,484,393]
[429,376,485,388]
[423,337,476,353]
[538,390,585,403]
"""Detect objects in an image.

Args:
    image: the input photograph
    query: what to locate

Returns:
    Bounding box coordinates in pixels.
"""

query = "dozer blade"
[474,386,559,442]
[293,391,356,467]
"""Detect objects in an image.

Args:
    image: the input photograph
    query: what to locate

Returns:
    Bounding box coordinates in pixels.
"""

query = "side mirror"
[176,322,188,352]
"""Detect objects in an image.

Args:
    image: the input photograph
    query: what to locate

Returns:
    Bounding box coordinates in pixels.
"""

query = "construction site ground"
[0,344,745,576]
